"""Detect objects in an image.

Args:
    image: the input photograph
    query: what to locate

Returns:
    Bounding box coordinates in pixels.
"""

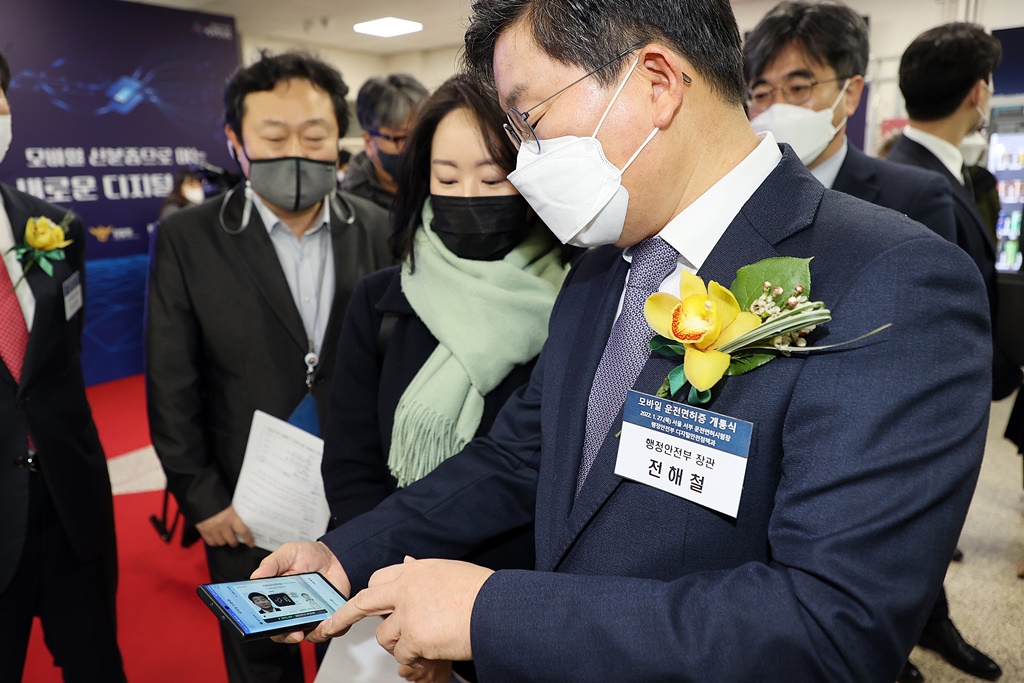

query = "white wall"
[733,0,1024,155]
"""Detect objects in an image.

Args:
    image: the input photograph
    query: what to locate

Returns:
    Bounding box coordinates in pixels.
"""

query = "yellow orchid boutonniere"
[7,213,73,290]
[644,256,889,405]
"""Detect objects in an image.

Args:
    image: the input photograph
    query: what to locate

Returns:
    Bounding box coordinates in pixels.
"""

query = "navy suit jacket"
[833,144,956,242]
[0,184,115,593]
[322,148,991,682]
[888,135,1022,399]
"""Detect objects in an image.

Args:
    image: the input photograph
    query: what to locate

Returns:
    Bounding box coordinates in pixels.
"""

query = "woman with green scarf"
[320,75,571,682]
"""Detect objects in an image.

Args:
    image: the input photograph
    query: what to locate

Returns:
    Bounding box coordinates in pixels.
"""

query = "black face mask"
[430,194,532,261]
[376,147,402,181]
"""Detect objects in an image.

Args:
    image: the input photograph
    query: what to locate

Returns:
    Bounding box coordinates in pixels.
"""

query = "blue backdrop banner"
[0,0,239,384]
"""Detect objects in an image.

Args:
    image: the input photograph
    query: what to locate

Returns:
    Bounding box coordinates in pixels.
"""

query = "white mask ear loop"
[829,79,851,132]
[593,55,641,137]
[590,54,660,176]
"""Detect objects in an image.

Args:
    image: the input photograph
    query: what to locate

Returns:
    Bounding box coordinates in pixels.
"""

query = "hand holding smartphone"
[197,572,347,640]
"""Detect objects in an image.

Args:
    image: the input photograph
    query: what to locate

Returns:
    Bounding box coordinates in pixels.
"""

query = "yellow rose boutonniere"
[644,256,889,405]
[6,213,74,290]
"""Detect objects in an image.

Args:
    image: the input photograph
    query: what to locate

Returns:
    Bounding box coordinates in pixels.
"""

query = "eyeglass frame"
[366,128,409,148]
[503,43,692,154]
[746,75,850,114]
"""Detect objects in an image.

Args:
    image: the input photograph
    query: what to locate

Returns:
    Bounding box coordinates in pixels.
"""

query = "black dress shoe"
[898,660,924,682]
[919,619,1002,680]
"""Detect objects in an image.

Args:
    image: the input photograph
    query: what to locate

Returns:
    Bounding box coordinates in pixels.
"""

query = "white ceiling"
[122,0,475,55]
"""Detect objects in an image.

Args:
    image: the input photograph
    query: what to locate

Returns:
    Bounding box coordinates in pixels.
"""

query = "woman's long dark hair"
[389,74,518,265]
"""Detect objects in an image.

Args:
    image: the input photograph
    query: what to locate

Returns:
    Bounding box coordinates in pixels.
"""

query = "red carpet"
[22,375,317,682]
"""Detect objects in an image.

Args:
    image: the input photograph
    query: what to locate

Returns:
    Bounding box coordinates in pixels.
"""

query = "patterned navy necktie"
[576,237,679,495]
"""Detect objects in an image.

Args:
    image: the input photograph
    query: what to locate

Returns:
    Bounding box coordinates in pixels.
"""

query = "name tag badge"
[615,390,752,518]
[63,270,83,321]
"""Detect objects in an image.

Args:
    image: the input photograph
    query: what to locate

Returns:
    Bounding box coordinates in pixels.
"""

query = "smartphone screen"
[197,572,347,640]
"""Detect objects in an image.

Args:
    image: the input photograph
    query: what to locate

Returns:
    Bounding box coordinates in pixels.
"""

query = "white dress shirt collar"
[903,125,965,184]
[648,131,782,272]
[809,137,848,190]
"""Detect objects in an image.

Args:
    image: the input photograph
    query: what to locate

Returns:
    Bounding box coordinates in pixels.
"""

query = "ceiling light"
[353,17,423,38]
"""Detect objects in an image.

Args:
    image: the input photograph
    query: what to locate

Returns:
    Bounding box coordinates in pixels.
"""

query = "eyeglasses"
[504,43,691,154]
[747,76,848,114]
[366,128,408,148]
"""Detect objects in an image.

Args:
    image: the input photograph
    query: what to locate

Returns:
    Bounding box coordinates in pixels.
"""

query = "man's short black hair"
[0,50,10,94]
[743,1,868,85]
[224,51,350,138]
[899,23,1002,121]
[355,74,429,132]
[463,0,747,106]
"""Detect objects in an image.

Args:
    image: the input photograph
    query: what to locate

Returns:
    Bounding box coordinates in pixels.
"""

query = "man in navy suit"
[744,6,1001,681]
[254,2,991,681]
[888,23,1021,405]
[0,52,126,682]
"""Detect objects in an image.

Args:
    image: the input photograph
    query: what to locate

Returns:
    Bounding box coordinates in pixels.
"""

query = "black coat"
[321,265,536,570]
[888,135,1023,399]
[833,144,956,242]
[146,187,393,525]
[0,184,115,593]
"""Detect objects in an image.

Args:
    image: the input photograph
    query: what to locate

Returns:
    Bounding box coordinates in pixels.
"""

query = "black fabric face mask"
[429,194,532,261]
[376,148,402,180]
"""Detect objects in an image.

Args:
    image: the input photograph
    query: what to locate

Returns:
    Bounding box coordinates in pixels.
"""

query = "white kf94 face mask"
[749,79,850,166]
[507,56,659,248]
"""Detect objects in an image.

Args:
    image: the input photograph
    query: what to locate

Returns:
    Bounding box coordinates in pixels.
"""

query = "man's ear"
[842,75,866,118]
[639,44,692,129]
[361,129,375,158]
[224,124,243,160]
[968,79,987,108]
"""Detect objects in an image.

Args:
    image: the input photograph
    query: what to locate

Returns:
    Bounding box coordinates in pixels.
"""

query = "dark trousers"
[0,470,126,683]
[205,543,305,683]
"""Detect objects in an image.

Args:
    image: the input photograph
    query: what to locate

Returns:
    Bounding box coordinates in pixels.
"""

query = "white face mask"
[749,80,850,166]
[507,56,659,248]
[0,114,12,165]
[182,186,206,205]
[960,131,988,167]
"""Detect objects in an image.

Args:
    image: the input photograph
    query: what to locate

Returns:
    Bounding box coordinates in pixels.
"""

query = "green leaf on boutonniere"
[688,385,712,406]
[650,334,686,357]
[37,257,53,276]
[668,364,688,397]
[47,250,66,261]
[725,353,776,377]
[655,377,672,399]
[730,256,812,310]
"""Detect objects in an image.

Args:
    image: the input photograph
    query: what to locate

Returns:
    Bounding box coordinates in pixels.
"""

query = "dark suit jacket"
[888,135,1022,399]
[833,144,956,242]
[146,186,392,525]
[0,184,114,593]
[321,265,536,570]
[319,148,992,681]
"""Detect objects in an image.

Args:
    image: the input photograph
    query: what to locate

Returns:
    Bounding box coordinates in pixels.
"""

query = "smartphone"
[197,572,348,640]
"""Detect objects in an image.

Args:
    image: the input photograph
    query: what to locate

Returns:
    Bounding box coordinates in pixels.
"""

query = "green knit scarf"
[388,199,567,487]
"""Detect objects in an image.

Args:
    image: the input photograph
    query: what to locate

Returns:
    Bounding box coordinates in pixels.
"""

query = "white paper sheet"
[232,410,330,552]
[314,619,469,683]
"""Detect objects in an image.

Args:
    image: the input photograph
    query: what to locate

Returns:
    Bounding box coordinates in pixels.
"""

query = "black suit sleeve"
[145,222,231,523]
[321,274,395,526]
[903,174,957,243]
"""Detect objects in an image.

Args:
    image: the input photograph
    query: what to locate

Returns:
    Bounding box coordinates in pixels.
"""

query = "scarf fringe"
[388,401,469,488]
